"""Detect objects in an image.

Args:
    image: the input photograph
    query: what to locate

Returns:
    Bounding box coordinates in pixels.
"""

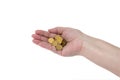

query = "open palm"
[32,27,83,56]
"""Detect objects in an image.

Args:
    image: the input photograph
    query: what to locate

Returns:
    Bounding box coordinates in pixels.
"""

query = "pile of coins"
[48,35,67,50]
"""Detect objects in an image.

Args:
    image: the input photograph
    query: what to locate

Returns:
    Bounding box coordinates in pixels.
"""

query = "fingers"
[38,41,54,50]
[32,34,48,42]
[36,30,49,37]
[32,37,56,51]
[32,30,57,42]
[38,41,62,55]
[32,39,41,44]
[35,30,56,38]
[48,27,67,34]
[32,38,62,55]
[32,37,54,50]
[32,34,41,40]
[32,28,64,55]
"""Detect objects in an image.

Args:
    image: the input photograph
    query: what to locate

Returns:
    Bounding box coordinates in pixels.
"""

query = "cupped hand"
[32,27,84,56]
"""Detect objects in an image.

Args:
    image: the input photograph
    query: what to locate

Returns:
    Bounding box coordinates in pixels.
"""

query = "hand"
[32,27,120,76]
[32,27,84,56]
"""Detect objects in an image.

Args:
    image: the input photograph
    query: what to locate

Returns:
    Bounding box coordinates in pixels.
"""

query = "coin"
[56,44,63,50]
[55,35,63,44]
[48,35,67,51]
[51,41,58,46]
[48,38,54,43]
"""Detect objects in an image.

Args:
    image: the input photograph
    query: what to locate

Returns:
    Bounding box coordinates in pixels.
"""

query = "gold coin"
[48,35,67,51]
[56,45,63,50]
[55,35,63,44]
[48,38,54,43]
[51,41,58,46]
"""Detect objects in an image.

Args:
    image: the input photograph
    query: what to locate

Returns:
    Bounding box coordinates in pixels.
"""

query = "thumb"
[48,27,67,34]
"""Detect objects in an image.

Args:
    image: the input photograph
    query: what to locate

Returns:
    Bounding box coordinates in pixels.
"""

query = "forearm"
[80,34,120,76]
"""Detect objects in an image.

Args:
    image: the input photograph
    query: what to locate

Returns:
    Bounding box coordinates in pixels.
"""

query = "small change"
[48,35,67,50]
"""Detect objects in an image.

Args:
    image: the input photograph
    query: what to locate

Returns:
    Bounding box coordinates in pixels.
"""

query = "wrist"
[78,34,98,56]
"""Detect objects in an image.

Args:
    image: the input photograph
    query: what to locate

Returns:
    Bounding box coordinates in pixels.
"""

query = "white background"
[0,0,120,80]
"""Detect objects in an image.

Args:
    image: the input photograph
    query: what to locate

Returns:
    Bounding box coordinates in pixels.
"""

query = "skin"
[32,27,120,77]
